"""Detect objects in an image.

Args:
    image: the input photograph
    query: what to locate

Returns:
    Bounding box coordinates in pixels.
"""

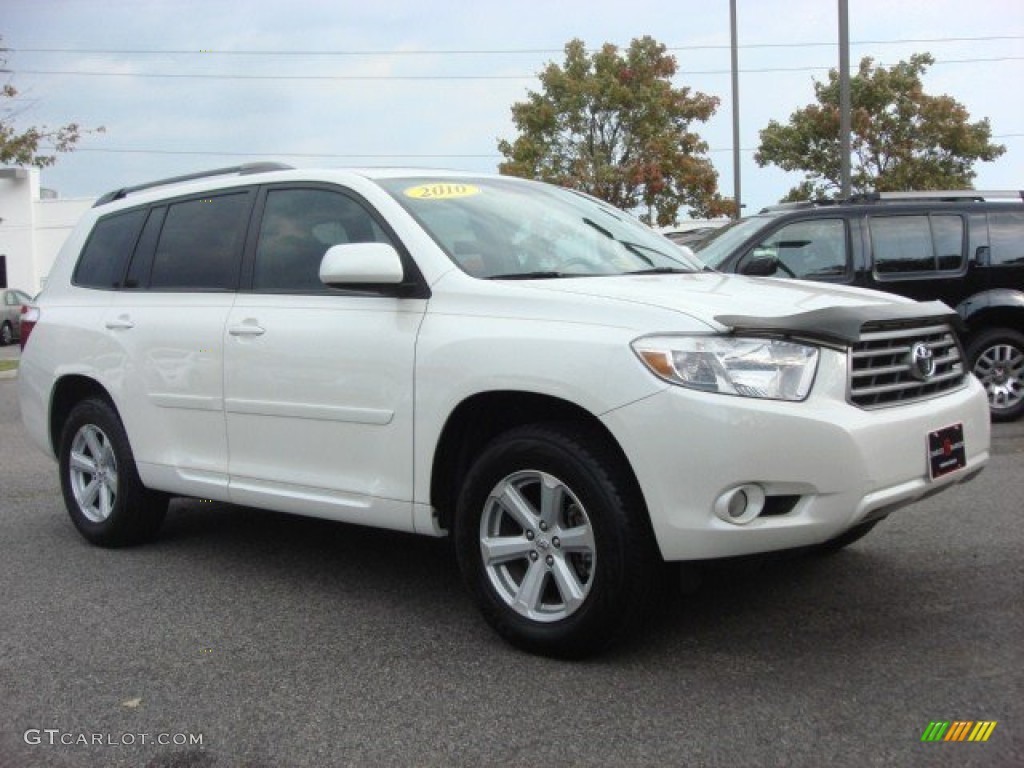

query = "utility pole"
[838,0,851,199]
[730,0,741,218]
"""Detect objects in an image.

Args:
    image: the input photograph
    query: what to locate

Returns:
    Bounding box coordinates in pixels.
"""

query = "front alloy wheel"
[455,423,659,658]
[479,470,596,623]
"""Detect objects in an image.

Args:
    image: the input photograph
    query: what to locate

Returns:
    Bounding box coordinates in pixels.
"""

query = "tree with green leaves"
[498,36,733,223]
[756,53,1005,201]
[1,43,103,167]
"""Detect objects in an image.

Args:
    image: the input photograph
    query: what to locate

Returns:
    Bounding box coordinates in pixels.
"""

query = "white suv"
[18,164,991,657]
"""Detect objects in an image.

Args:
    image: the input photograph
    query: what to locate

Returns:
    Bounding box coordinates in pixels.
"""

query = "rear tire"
[0,321,12,346]
[454,423,659,658]
[59,398,168,547]
[967,327,1024,422]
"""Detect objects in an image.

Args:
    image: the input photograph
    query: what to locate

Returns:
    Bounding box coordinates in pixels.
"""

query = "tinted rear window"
[870,214,964,275]
[149,193,251,290]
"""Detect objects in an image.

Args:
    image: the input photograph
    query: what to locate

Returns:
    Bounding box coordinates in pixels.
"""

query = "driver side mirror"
[319,243,404,286]
[741,254,780,276]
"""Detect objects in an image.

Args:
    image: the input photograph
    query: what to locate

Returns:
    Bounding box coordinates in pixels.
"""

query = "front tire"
[59,398,168,547]
[967,328,1024,422]
[454,423,659,658]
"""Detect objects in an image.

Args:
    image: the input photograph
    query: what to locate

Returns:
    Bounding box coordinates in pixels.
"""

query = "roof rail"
[759,199,840,213]
[851,190,1024,204]
[93,162,295,207]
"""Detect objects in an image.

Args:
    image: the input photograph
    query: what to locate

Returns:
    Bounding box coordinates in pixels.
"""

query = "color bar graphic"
[921,721,997,742]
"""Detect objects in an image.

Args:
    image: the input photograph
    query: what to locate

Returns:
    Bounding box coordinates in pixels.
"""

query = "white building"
[0,167,95,293]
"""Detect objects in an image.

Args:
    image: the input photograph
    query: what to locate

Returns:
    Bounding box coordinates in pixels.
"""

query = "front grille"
[848,320,966,408]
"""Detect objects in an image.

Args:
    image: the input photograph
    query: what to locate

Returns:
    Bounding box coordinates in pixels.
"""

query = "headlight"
[632,335,819,401]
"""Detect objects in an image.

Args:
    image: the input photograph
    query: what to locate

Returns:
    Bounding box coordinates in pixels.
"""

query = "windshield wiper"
[623,266,693,275]
[487,271,591,280]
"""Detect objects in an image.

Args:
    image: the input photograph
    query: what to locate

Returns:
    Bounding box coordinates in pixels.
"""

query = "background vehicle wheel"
[0,321,13,346]
[967,328,1024,422]
[811,519,880,556]
[454,423,660,659]
[59,398,168,547]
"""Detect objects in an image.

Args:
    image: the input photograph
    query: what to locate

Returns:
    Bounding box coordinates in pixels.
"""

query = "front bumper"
[601,358,991,561]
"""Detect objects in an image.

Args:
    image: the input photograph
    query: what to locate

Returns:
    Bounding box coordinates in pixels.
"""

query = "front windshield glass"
[692,215,777,269]
[378,177,702,278]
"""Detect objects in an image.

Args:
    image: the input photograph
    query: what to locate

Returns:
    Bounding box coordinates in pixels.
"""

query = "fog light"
[727,491,748,519]
[714,484,765,525]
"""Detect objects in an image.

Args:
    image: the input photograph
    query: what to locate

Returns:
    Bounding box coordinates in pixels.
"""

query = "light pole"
[839,0,851,199]
[730,0,741,218]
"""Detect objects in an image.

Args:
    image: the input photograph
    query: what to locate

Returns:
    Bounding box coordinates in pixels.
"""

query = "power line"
[11,57,1024,82]
[7,35,1023,56]
[55,147,504,158]
[52,132,1022,160]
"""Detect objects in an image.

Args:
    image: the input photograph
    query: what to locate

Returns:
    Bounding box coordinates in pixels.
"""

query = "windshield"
[691,215,778,269]
[378,177,703,278]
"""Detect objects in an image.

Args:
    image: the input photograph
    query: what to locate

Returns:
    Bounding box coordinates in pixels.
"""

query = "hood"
[523,273,957,345]
[526,272,907,317]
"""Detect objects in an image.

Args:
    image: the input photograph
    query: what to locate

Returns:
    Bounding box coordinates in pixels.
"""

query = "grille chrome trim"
[848,320,967,408]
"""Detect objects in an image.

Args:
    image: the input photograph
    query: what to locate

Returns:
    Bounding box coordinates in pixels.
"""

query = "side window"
[871,215,964,275]
[932,215,965,270]
[73,209,147,289]
[149,193,251,290]
[988,211,1024,266]
[253,188,393,292]
[743,218,848,279]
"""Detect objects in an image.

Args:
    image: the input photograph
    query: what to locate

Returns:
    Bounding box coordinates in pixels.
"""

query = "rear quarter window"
[73,209,148,289]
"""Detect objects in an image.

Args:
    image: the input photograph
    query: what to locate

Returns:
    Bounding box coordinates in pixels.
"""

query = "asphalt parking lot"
[0,363,1020,767]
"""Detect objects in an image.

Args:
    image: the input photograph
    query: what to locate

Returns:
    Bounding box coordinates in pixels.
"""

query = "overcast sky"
[3,0,1022,217]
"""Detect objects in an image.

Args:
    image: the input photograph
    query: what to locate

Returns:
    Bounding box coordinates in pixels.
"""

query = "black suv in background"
[694,191,1024,421]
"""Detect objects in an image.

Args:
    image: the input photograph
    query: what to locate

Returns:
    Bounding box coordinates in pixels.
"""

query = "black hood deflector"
[715,300,961,347]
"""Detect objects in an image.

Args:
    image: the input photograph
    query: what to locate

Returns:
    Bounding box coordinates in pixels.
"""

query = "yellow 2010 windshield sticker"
[403,183,480,200]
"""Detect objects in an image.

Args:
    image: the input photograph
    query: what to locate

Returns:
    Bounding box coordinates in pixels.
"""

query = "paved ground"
[0,375,1020,767]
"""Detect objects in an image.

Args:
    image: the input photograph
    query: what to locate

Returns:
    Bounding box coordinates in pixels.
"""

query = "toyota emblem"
[909,342,936,381]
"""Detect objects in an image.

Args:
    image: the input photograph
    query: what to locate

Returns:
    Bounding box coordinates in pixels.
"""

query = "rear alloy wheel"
[59,398,168,547]
[455,423,659,658]
[968,328,1024,422]
[0,321,13,346]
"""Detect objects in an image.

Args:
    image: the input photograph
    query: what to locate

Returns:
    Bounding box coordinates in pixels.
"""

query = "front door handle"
[228,323,266,337]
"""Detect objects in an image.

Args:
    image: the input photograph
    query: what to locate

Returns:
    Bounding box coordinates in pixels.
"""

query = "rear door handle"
[228,323,266,337]
[105,315,135,330]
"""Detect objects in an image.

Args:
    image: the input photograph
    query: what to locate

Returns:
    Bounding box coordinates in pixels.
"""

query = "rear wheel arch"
[49,375,119,456]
